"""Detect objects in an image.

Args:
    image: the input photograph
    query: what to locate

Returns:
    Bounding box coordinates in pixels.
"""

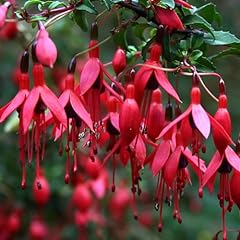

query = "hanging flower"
[0,51,30,188]
[35,23,57,68]
[22,63,67,186]
[134,42,181,110]
[51,58,93,183]
[153,6,184,31]
[200,81,240,240]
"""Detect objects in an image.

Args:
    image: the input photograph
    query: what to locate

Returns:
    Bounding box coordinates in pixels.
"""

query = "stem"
[74,35,112,58]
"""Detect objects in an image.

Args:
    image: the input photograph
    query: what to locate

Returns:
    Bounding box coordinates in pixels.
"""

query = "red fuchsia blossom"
[200,81,240,240]
[22,63,67,188]
[230,170,240,209]
[0,51,30,188]
[50,58,93,183]
[35,23,57,68]
[158,82,233,156]
[76,23,124,161]
[153,5,184,31]
[134,42,180,130]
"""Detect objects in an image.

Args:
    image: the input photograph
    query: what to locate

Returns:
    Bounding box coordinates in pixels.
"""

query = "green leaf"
[113,29,128,50]
[191,34,204,49]
[101,0,112,10]
[195,3,221,26]
[190,50,203,61]
[48,1,67,10]
[160,0,175,9]
[134,23,150,41]
[73,10,89,32]
[204,31,240,46]
[76,0,97,14]
[209,48,240,60]
[183,14,214,37]
[194,56,216,72]
[24,0,43,9]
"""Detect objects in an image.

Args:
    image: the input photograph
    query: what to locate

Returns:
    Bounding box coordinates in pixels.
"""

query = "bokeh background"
[0,0,240,239]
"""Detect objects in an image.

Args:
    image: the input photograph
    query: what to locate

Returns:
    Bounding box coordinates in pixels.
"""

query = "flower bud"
[112,48,127,75]
[33,174,50,206]
[35,27,57,68]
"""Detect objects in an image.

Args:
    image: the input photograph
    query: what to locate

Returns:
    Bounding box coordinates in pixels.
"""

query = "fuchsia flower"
[76,23,125,161]
[51,58,93,183]
[198,81,240,240]
[153,6,184,31]
[134,42,181,111]
[35,23,57,68]
[158,83,233,155]
[0,51,30,188]
[22,63,67,186]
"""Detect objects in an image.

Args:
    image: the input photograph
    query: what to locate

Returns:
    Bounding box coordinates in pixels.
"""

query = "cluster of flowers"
[0,0,240,239]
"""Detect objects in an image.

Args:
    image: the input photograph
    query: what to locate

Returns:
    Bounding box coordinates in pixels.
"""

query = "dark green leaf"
[24,0,43,9]
[204,31,240,46]
[113,29,128,50]
[209,48,240,60]
[48,1,67,10]
[76,0,97,14]
[194,56,216,72]
[162,33,171,61]
[183,14,214,37]
[73,10,89,32]
[195,3,221,26]
[190,50,203,61]
[134,23,149,41]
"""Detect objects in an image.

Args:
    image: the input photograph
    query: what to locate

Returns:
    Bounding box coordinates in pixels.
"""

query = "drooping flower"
[134,42,181,117]
[200,81,240,240]
[76,23,124,161]
[0,51,30,188]
[51,58,93,183]
[22,63,67,186]
[158,83,232,155]
[153,5,184,31]
[35,23,57,68]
